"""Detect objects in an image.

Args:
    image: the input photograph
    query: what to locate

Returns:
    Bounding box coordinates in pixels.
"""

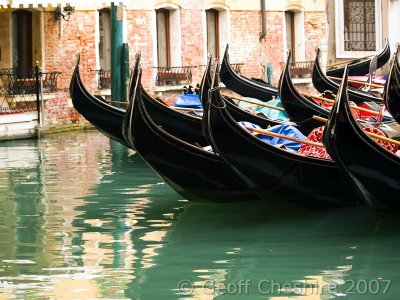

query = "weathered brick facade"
[304,12,327,61]
[0,1,328,128]
[126,10,154,91]
[43,11,98,126]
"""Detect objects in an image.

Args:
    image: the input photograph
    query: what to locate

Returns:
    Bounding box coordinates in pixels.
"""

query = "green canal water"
[0,131,400,299]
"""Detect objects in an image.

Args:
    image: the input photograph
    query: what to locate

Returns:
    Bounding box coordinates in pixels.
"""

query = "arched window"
[12,10,32,69]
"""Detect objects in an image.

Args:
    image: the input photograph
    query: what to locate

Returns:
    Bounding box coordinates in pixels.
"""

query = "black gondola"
[326,39,390,77]
[71,52,208,147]
[383,48,400,124]
[200,55,282,130]
[71,48,280,151]
[219,44,279,101]
[205,64,358,209]
[323,65,400,212]
[140,81,208,147]
[70,56,128,146]
[139,55,281,147]
[122,67,260,203]
[279,50,330,135]
[312,48,383,104]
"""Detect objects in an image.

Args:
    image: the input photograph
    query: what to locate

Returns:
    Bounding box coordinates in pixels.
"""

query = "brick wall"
[126,10,154,91]
[304,11,327,61]
[230,10,262,80]
[260,11,285,86]
[36,7,327,126]
[180,8,205,85]
[226,11,286,87]
[43,91,83,126]
[43,11,96,126]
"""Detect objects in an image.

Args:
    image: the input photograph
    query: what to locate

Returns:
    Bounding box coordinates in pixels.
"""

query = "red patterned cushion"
[348,101,361,120]
[297,124,398,159]
[298,126,332,160]
[363,126,399,153]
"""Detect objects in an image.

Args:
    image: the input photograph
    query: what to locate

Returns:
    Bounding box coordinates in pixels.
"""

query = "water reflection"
[0,132,185,299]
[125,202,394,299]
[0,131,400,299]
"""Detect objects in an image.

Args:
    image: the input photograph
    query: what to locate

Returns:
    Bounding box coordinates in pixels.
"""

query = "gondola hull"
[219,45,278,101]
[140,87,208,147]
[279,50,330,135]
[323,66,400,212]
[326,39,390,77]
[312,48,383,105]
[124,70,260,203]
[208,97,357,208]
[206,63,357,209]
[70,54,208,148]
[383,49,400,124]
[200,55,282,130]
[70,64,128,146]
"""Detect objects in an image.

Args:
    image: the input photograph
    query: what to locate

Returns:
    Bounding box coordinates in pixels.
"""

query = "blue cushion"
[258,124,306,152]
[173,94,202,109]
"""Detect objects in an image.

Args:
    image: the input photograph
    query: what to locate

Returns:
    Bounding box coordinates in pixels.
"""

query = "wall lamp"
[54,3,75,21]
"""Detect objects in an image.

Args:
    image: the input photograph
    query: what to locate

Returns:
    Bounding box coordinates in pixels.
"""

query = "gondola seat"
[173,93,202,109]
[298,126,331,160]
[363,126,398,153]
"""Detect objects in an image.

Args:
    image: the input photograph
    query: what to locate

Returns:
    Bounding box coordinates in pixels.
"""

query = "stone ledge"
[292,77,312,85]
[40,123,95,135]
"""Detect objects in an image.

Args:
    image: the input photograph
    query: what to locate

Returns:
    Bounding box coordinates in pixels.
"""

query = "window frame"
[12,9,33,70]
[202,4,230,63]
[153,3,182,69]
[156,8,171,67]
[283,9,305,63]
[98,8,111,71]
[206,9,220,59]
[335,0,382,58]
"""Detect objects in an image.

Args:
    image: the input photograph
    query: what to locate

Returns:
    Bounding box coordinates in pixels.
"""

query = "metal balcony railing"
[0,68,61,94]
[89,63,245,88]
[279,60,314,77]
[88,68,111,90]
[0,68,61,113]
[154,66,197,86]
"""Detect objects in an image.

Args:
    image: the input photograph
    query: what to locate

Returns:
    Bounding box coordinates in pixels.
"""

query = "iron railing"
[90,63,245,88]
[279,60,314,77]
[0,68,61,113]
[88,68,111,90]
[344,0,376,51]
[154,66,197,86]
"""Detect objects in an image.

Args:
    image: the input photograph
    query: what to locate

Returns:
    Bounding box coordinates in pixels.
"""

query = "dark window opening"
[206,9,220,59]
[12,10,33,70]
[156,9,171,67]
[285,11,295,61]
[99,8,111,70]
